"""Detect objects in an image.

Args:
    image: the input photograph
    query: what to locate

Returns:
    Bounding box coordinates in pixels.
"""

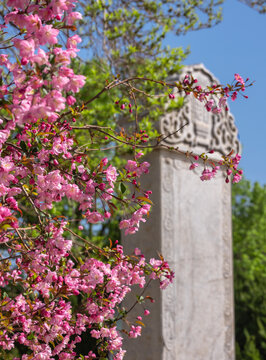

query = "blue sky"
[166,0,266,184]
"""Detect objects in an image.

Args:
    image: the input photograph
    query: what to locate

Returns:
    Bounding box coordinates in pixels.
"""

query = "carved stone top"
[159,64,241,158]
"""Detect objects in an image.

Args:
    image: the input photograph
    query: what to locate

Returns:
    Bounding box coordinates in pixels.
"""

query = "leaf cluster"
[232,179,266,359]
[78,0,224,75]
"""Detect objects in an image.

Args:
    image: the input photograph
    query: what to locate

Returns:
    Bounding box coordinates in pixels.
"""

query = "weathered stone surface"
[122,65,236,360]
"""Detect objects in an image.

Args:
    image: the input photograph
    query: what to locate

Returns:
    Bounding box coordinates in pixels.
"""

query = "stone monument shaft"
[122,65,237,360]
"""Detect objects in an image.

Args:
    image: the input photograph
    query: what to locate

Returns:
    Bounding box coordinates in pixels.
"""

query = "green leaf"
[120,182,126,194]
[20,141,27,153]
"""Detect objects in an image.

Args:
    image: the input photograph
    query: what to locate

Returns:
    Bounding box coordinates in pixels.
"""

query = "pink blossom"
[200,168,214,181]
[0,206,12,223]
[46,90,66,112]
[52,75,69,90]
[38,25,59,45]
[125,160,137,172]
[87,351,97,359]
[6,197,18,210]
[106,165,118,184]
[66,11,82,25]
[0,130,10,148]
[137,161,150,176]
[65,74,86,93]
[125,226,138,235]
[0,54,9,65]
[150,258,163,268]
[119,219,130,229]
[66,95,76,105]
[59,66,74,77]
[101,157,108,166]
[86,211,104,224]
[129,325,142,338]
[189,162,198,170]
[53,48,71,65]
[212,106,221,114]
[64,184,81,201]
[51,0,69,14]
[160,278,170,289]
[136,151,144,159]
[231,91,237,101]
[7,0,27,8]
[22,14,42,32]
[232,173,242,183]
[13,39,35,58]
[234,73,245,86]
[232,153,241,165]
[205,99,214,112]
[114,349,126,360]
[104,211,111,219]
[134,248,141,255]
[67,35,82,49]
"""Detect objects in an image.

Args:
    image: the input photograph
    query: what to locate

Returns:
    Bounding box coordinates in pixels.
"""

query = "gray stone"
[160,64,241,158]
[122,65,236,360]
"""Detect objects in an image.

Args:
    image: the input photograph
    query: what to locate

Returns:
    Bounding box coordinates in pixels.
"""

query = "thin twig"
[21,185,43,226]
[64,227,102,251]
[15,228,31,251]
[158,121,189,144]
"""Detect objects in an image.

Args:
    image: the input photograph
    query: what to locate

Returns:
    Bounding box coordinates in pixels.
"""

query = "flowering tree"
[0,1,251,359]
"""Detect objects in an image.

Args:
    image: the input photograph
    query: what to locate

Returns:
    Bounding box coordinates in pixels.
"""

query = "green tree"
[72,0,226,149]
[78,1,224,73]
[232,179,266,360]
[238,0,266,13]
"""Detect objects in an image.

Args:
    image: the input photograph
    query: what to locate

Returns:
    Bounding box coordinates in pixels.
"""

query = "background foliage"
[233,179,266,360]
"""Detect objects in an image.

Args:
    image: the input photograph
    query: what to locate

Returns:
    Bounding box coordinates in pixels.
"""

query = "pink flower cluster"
[179,73,250,114]
[0,1,249,358]
[2,1,85,128]
[0,1,175,358]
[223,153,243,183]
[125,159,150,177]
[187,151,243,184]
[200,166,220,181]
[0,237,173,359]
[120,204,151,235]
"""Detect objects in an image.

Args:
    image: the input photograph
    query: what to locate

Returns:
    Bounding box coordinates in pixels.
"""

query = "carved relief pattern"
[160,104,193,146]
[222,182,235,360]
[159,65,241,157]
[210,113,241,155]
[162,157,177,360]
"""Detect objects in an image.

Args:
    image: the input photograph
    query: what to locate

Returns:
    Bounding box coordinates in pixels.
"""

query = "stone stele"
[122,64,237,360]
